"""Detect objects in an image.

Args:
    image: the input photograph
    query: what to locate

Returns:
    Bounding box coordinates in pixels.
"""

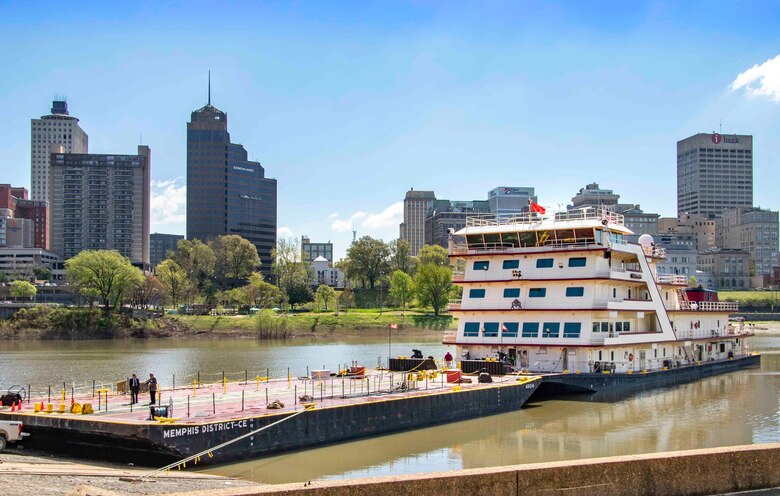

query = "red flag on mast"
[530,201,546,214]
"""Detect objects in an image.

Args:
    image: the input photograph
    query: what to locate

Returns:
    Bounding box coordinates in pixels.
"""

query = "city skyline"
[1,2,780,261]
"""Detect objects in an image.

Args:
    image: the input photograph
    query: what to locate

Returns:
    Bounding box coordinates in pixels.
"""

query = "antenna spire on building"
[208,70,211,105]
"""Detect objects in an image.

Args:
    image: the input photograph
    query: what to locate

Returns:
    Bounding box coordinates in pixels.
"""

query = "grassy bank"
[720,290,780,311]
[175,310,455,336]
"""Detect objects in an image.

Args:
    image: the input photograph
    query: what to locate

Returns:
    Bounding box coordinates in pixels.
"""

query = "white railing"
[657,274,687,285]
[465,206,624,228]
[449,241,602,256]
[676,301,739,312]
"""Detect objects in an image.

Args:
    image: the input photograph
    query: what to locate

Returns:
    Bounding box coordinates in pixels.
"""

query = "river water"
[0,329,778,484]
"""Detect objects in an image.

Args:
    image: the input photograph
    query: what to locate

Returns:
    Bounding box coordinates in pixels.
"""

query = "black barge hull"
[2,378,540,467]
[534,354,761,401]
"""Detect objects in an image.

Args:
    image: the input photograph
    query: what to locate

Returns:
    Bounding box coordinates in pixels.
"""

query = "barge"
[0,371,540,466]
[444,204,760,398]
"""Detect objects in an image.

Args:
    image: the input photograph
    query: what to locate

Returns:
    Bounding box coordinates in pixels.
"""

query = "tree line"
[59,234,458,316]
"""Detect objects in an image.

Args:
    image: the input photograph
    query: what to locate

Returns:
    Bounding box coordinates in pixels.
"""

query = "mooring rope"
[139,404,314,479]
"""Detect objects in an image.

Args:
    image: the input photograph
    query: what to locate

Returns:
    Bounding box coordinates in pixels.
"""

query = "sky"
[1,1,779,261]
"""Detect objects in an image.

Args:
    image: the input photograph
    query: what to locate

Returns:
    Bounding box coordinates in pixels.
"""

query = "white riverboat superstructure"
[445,207,754,376]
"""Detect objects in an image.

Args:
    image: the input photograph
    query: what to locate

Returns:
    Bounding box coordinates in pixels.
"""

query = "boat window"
[503,288,520,298]
[519,231,536,247]
[469,289,486,298]
[542,323,560,338]
[463,322,480,337]
[466,234,484,248]
[501,232,519,247]
[598,350,603,360]
[592,322,599,333]
[483,322,499,337]
[502,259,520,269]
[575,228,595,243]
[536,258,554,268]
[502,322,519,337]
[473,261,489,271]
[529,288,546,297]
[555,229,575,243]
[521,322,539,338]
[610,351,615,361]
[623,321,630,332]
[483,233,501,246]
[568,257,587,267]
[565,287,584,297]
[601,322,609,333]
[563,323,581,338]
[616,322,623,333]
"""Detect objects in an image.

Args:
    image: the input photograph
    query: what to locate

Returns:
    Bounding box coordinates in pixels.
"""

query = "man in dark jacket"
[146,373,158,405]
[129,373,140,404]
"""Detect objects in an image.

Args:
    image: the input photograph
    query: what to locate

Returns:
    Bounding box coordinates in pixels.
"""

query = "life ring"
[628,353,634,362]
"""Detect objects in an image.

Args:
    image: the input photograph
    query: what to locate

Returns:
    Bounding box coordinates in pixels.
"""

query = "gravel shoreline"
[0,450,262,496]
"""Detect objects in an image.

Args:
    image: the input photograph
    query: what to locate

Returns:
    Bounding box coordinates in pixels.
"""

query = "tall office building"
[424,199,490,249]
[717,207,779,277]
[150,233,184,268]
[677,132,753,218]
[399,189,436,256]
[487,186,536,216]
[50,146,151,265]
[568,183,658,238]
[31,100,88,201]
[186,90,277,275]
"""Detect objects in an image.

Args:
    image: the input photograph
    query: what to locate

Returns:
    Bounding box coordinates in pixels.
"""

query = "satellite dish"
[638,234,654,247]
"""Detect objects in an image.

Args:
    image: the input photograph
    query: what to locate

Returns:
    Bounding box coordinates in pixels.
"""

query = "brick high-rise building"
[50,146,150,264]
[30,100,88,202]
[0,185,49,249]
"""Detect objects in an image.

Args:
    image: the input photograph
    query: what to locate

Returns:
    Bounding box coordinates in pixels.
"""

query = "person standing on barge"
[146,373,158,405]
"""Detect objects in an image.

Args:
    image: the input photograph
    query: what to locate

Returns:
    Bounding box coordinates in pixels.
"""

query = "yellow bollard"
[34,402,42,413]
[58,403,66,414]
[82,403,94,414]
[193,380,197,397]
[256,376,260,391]
[45,403,53,413]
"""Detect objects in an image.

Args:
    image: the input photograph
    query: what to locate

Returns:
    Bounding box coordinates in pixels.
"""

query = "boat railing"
[450,240,602,256]
[641,245,666,259]
[657,274,688,285]
[466,207,624,228]
[676,301,739,312]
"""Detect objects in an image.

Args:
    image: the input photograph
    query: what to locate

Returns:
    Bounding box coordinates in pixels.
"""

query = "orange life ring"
[628,353,634,362]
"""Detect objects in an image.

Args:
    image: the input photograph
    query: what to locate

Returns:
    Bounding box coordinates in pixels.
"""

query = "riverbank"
[0,306,454,340]
[0,451,262,496]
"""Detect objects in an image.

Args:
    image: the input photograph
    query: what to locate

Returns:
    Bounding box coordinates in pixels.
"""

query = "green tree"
[10,280,37,301]
[415,244,449,268]
[169,239,215,297]
[65,250,144,315]
[272,238,312,311]
[156,259,190,309]
[315,284,336,311]
[414,263,452,316]
[287,280,314,309]
[243,273,283,308]
[130,274,164,309]
[33,265,52,281]
[344,236,391,289]
[389,239,413,274]
[389,270,414,313]
[210,235,261,288]
[338,287,355,311]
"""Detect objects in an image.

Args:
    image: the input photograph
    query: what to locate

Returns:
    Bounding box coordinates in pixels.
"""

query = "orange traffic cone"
[16,401,21,411]
[10,402,16,412]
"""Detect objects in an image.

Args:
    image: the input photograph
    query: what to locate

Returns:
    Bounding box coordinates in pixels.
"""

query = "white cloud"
[328,212,339,219]
[277,226,293,238]
[150,178,186,227]
[362,202,403,229]
[730,54,780,102]
[351,211,367,220]
[331,219,353,232]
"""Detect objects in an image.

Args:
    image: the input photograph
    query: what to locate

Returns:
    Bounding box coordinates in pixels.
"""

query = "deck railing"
[676,301,739,312]
[657,274,688,285]
[465,207,625,228]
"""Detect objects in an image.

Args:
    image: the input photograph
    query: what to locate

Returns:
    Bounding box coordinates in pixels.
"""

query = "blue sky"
[1,1,779,260]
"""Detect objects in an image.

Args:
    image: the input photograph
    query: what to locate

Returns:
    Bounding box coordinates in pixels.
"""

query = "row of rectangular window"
[469,287,585,298]
[473,257,588,271]
[463,322,582,338]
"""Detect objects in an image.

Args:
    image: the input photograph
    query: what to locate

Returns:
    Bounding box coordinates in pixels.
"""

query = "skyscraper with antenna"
[186,73,277,276]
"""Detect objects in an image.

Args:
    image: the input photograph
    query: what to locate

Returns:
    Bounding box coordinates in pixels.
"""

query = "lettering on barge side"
[163,419,250,439]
